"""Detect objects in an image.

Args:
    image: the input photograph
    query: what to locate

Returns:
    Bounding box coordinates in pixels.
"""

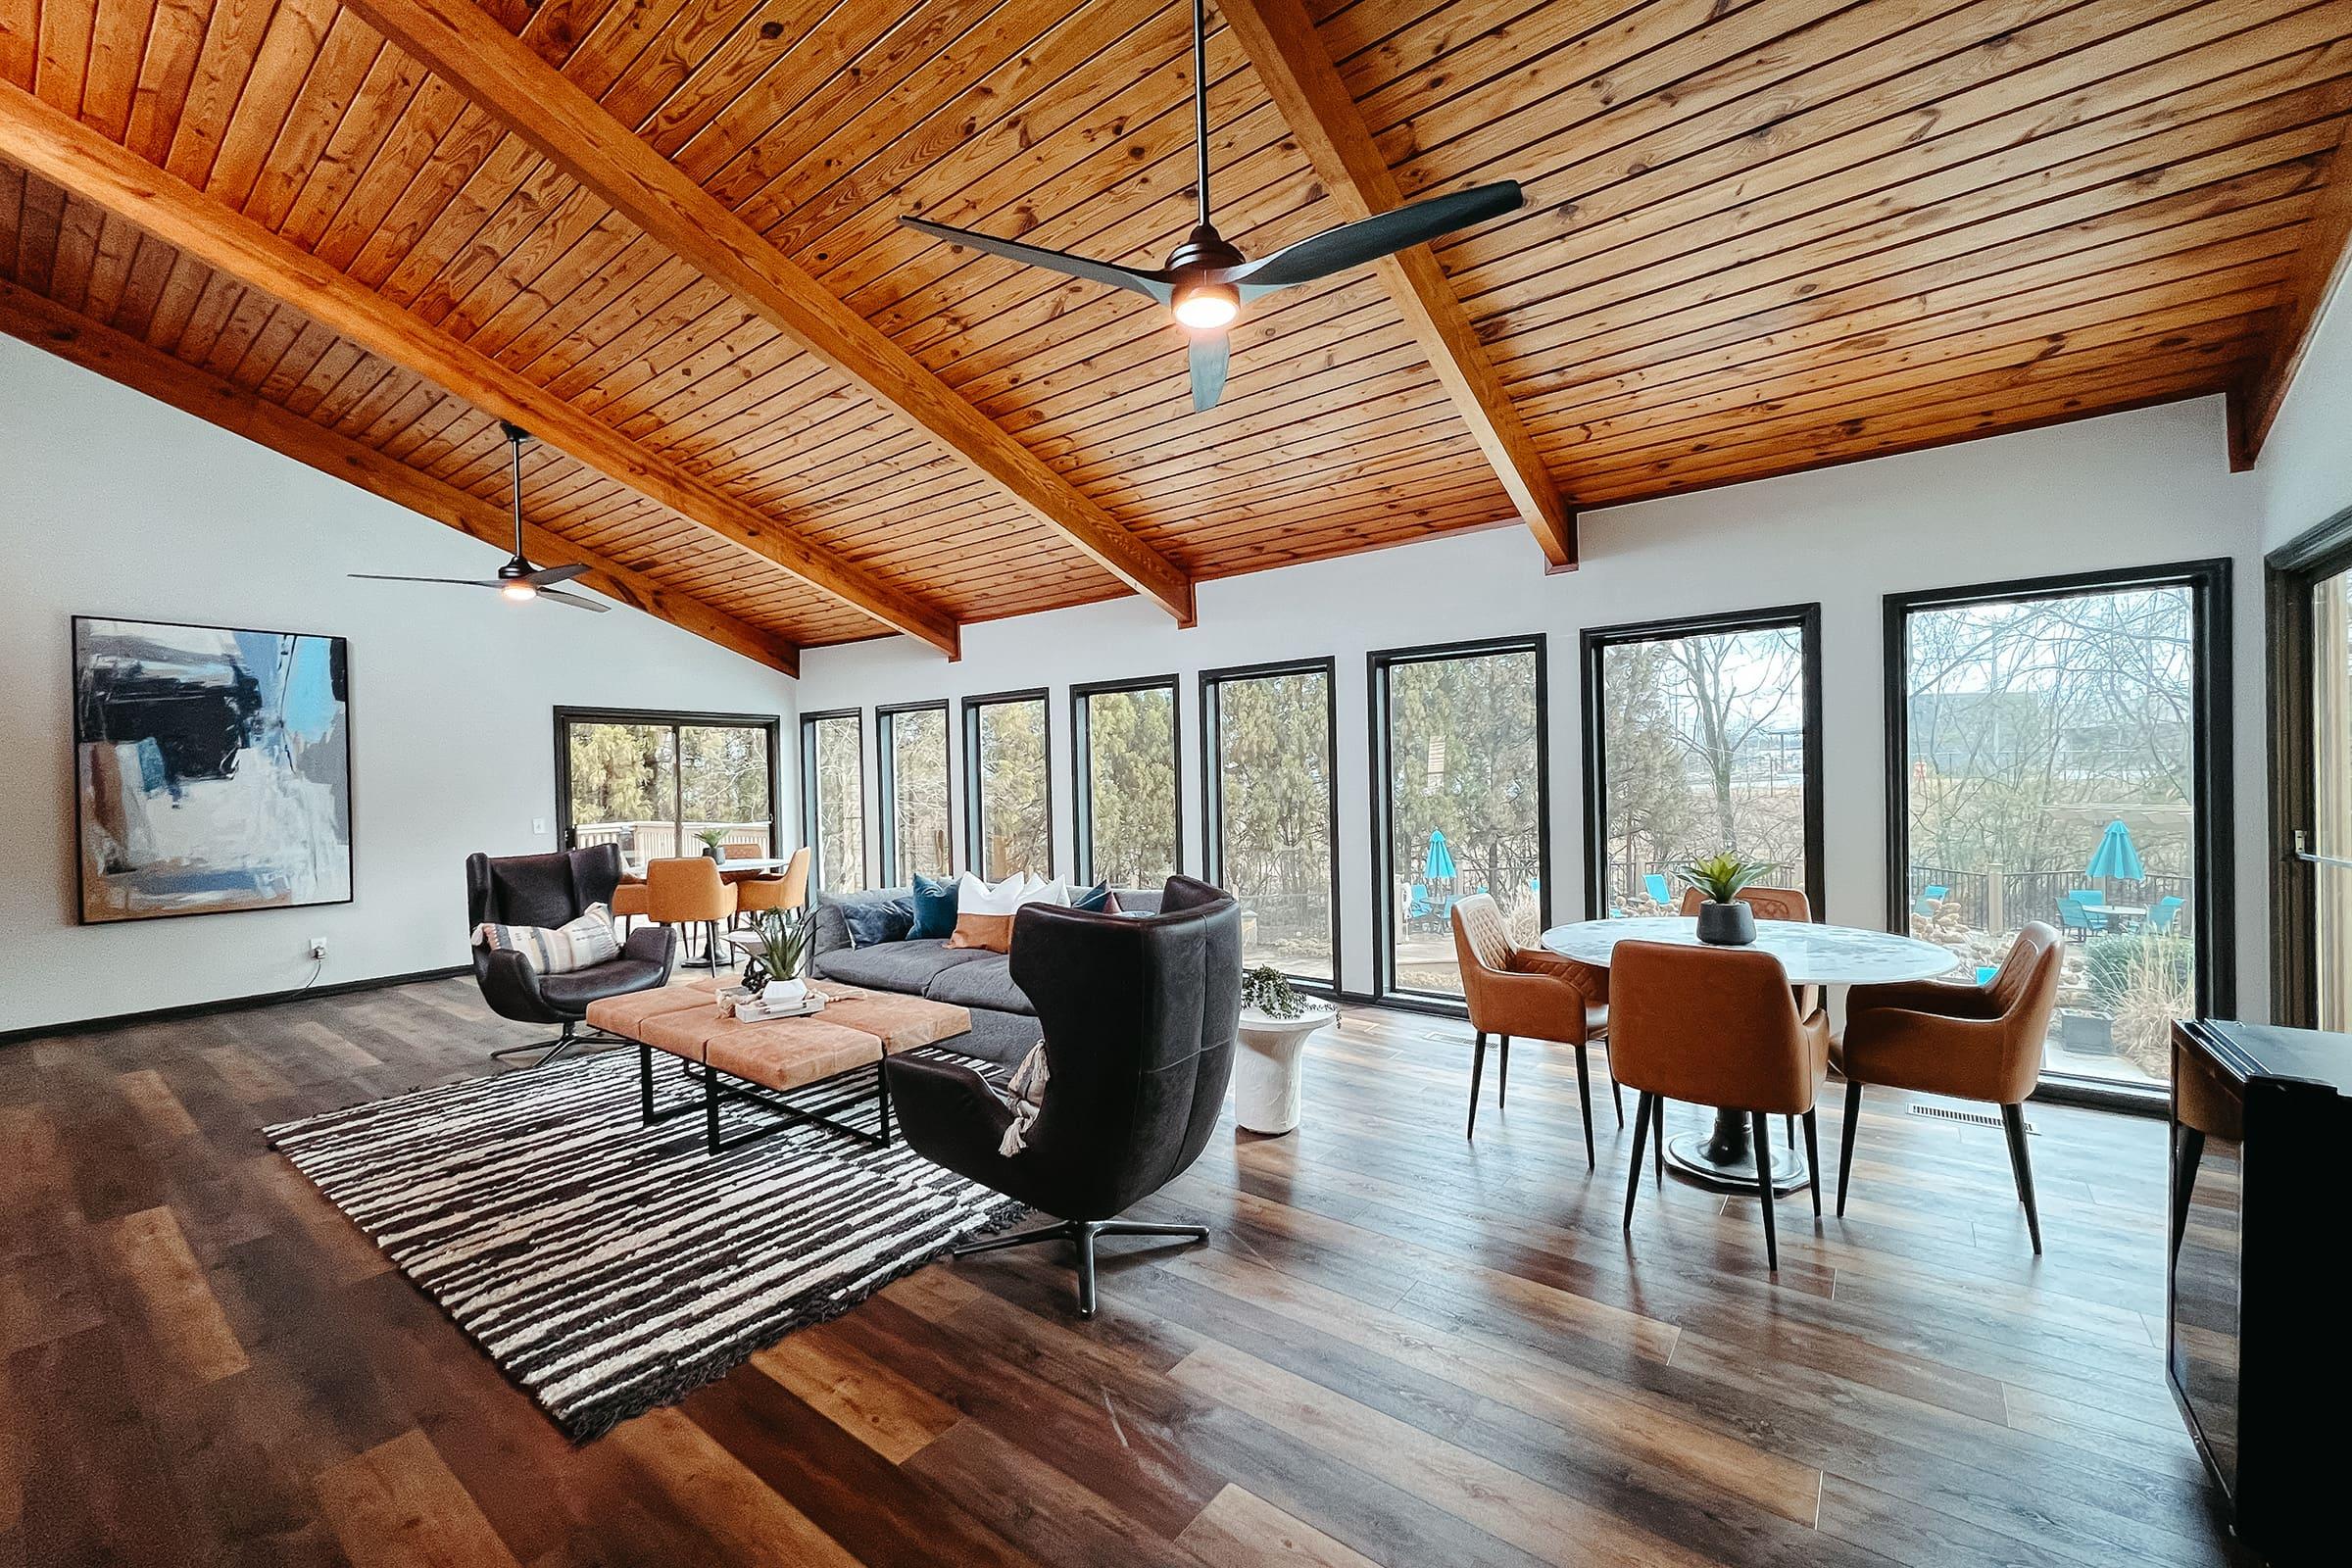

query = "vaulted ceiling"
[5,0,2348,673]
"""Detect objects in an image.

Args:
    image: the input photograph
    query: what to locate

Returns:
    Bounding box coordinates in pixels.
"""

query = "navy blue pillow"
[1072,880,1113,912]
[909,872,959,939]
[840,896,914,948]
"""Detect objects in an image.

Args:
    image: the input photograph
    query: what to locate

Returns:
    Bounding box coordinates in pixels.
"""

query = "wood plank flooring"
[0,978,2247,1567]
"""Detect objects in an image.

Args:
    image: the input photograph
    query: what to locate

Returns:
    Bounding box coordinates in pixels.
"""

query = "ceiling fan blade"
[1188,331,1230,413]
[347,573,505,588]
[523,562,589,587]
[540,587,610,612]
[900,215,1173,304]
[1221,181,1525,291]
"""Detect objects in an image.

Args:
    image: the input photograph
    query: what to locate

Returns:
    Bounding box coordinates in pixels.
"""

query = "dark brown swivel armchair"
[1451,893,1620,1165]
[466,845,677,1068]
[1612,939,1830,1272]
[1836,921,2064,1252]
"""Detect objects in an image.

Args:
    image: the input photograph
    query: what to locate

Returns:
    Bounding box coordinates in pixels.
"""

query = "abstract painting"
[74,616,353,923]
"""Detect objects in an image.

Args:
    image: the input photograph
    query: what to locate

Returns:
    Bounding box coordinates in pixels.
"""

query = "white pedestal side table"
[1232,1004,1337,1135]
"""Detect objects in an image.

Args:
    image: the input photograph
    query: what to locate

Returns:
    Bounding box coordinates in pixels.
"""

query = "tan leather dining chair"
[609,875,649,937]
[1450,894,1620,1166]
[1836,921,2064,1252]
[736,846,810,918]
[646,857,738,974]
[1677,884,1817,1146]
[1612,940,1830,1272]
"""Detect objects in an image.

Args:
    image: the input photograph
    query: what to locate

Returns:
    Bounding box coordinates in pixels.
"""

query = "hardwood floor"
[0,978,2243,1568]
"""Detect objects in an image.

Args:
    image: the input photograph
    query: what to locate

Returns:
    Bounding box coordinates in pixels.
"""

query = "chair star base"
[952,1218,1209,1318]
[488,1021,632,1070]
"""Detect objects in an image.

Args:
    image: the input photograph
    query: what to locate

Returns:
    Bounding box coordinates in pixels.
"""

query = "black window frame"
[798,707,866,894]
[1579,604,1826,921]
[1884,559,2234,1111]
[1367,633,1551,1011]
[1200,657,1342,993]
[875,699,954,885]
[555,705,783,867]
[960,687,1055,881]
[2266,507,2352,1027]
[1071,673,1184,887]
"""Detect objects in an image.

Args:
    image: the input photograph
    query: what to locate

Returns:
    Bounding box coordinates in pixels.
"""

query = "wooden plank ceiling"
[3,0,2348,665]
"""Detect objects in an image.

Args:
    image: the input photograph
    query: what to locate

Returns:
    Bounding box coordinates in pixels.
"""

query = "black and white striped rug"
[266,1047,1024,1442]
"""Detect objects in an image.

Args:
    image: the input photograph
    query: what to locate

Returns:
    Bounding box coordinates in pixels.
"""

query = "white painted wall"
[801,398,2271,1018]
[0,336,798,1034]
[2257,264,2352,555]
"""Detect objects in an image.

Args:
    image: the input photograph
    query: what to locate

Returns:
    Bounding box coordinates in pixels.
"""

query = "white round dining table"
[1540,917,1961,1191]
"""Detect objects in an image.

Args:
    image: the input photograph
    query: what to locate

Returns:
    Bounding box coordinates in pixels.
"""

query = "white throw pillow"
[955,871,1028,916]
[1016,877,1071,908]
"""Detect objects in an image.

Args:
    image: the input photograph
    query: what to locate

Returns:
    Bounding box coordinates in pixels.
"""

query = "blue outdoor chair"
[1643,873,1671,906]
[2067,889,2109,930]
[2057,895,2101,943]
[2143,895,2185,933]
[1911,884,1949,918]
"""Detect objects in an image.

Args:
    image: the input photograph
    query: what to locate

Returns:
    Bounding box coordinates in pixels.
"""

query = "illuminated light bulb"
[502,581,539,603]
[1171,280,1240,331]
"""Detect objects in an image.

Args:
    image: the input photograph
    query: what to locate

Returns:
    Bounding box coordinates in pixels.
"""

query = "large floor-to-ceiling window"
[1583,607,1822,918]
[558,709,778,870]
[1073,676,1180,888]
[877,701,951,884]
[1202,660,1338,984]
[963,689,1053,880]
[800,709,865,895]
[1371,637,1547,1002]
[1888,563,2231,1096]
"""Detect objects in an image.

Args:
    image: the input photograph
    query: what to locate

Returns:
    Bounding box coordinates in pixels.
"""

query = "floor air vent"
[1908,1102,2032,1134]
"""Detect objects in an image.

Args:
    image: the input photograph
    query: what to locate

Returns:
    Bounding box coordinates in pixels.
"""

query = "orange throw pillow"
[947,911,1014,953]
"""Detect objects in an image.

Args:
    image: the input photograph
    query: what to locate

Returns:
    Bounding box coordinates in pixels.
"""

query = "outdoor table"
[1540,917,1960,1192]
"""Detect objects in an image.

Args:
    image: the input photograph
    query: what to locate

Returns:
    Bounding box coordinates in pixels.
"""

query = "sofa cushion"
[815,939,989,993]
[843,897,915,947]
[909,872,958,940]
[921,954,1035,1015]
[811,888,911,957]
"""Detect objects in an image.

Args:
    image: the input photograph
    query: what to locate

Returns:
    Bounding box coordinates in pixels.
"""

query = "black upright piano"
[2170,1019,2352,1565]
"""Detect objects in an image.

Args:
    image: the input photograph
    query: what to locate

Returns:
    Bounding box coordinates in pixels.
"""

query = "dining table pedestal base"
[1665,1107,1809,1194]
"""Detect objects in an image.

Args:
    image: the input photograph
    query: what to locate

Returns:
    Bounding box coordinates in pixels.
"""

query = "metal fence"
[571,820,773,866]
[1907,864,2192,933]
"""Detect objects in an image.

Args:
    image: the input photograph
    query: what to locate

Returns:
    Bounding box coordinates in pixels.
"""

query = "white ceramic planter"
[1232,1004,1337,1136]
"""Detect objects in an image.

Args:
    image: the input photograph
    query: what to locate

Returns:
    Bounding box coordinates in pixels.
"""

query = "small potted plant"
[1677,852,1771,946]
[727,906,814,1010]
[1241,964,1329,1021]
[695,827,728,862]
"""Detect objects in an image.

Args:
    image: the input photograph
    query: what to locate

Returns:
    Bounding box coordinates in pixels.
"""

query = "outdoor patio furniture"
[1643,873,1672,906]
[2058,894,2102,942]
[2144,895,2185,933]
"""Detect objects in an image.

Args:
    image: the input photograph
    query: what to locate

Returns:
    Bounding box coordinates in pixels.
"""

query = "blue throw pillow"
[1072,880,1113,912]
[909,872,959,940]
[841,896,914,948]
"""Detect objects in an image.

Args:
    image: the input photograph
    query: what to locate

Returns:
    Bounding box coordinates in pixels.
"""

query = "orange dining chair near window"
[1612,939,1830,1273]
[610,874,649,938]
[1450,894,1621,1166]
[645,857,738,975]
[1679,884,1818,1148]
[736,846,811,921]
[1835,921,2065,1253]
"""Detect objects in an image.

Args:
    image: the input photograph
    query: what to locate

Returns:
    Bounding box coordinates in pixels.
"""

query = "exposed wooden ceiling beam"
[2229,119,2352,470]
[343,0,1199,625]
[1218,0,1578,571]
[0,277,802,675]
[0,80,959,658]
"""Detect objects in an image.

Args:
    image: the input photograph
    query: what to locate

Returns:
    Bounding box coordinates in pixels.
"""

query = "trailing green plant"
[1242,964,1317,1018]
[1676,852,1773,905]
[2084,932,2193,1012]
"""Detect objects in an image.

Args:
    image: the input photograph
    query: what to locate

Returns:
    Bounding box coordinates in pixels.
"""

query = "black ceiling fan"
[899,0,1524,412]
[349,422,606,611]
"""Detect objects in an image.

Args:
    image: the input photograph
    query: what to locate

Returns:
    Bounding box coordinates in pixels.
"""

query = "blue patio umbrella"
[1424,829,1457,880]
[2084,818,2145,882]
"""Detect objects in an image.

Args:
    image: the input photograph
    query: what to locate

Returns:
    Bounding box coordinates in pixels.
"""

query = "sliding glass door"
[877,701,952,884]
[1888,563,2231,1095]
[963,689,1053,879]
[800,709,865,896]
[1583,607,1822,918]
[1203,660,1338,984]
[1371,636,1548,1003]
[558,709,778,872]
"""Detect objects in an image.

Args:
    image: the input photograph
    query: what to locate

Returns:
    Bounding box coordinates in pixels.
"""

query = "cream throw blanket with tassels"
[999,1040,1050,1155]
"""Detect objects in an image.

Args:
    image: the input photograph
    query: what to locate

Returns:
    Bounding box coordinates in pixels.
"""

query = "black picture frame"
[72,613,356,925]
[1579,603,1826,921]
[1200,657,1343,993]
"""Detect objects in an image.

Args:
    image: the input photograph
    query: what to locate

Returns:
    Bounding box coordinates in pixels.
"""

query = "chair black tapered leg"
[1837,1078,1862,1216]
[1467,1031,1488,1140]
[1787,1113,1795,1150]
[2001,1102,2043,1255]
[1624,1093,1653,1230]
[1497,1035,1510,1108]
[1573,1042,1596,1169]
[1802,1108,1822,1217]
[1653,1099,1666,1185]
[1610,1066,1625,1126]
[1751,1110,1780,1272]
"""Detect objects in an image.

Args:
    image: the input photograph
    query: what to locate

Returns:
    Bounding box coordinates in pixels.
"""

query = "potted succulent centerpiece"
[1679,852,1771,947]
[695,827,728,861]
[726,906,815,1014]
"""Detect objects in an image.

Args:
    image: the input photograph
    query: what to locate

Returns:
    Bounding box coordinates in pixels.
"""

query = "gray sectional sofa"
[809,885,1162,1064]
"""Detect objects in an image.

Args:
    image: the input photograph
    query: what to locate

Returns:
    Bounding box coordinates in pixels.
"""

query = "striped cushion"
[472,904,620,974]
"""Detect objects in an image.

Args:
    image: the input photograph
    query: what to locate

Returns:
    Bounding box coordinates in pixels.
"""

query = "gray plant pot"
[1694,899,1755,946]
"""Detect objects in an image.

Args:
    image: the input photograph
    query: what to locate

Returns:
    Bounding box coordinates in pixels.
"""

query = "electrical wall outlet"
[533,817,548,835]
[308,938,329,961]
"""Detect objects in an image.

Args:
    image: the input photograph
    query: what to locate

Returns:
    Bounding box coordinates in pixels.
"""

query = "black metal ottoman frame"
[636,1042,895,1155]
